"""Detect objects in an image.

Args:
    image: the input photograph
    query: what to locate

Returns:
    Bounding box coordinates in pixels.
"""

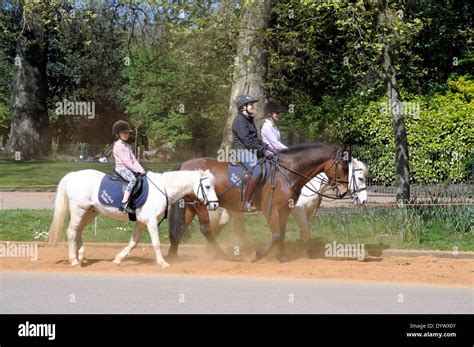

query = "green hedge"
[353,76,473,184]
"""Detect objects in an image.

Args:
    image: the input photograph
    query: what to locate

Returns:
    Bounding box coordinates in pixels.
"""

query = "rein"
[145,173,215,226]
[144,175,169,226]
[300,167,368,200]
[275,148,349,199]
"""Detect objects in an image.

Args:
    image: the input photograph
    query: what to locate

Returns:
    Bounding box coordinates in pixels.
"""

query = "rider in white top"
[261,101,288,155]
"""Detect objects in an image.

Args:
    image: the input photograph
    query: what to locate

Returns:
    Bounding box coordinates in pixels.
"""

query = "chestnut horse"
[168,143,350,263]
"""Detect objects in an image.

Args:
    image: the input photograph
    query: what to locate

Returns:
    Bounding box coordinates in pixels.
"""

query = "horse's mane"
[279,142,338,155]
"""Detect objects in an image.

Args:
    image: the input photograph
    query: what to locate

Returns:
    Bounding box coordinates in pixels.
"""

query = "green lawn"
[0,207,472,251]
[0,158,472,251]
[0,158,177,188]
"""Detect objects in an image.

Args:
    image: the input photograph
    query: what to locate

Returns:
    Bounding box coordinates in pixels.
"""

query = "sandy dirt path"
[0,244,472,287]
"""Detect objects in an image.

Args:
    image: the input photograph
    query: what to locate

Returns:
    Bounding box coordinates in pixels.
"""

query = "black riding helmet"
[112,120,133,137]
[236,95,258,110]
[264,101,282,116]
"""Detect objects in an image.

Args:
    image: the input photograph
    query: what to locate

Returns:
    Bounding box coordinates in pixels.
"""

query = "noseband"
[197,177,219,206]
[329,149,349,192]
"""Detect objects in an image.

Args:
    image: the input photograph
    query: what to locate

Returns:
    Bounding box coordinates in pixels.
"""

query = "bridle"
[196,176,219,206]
[350,168,367,195]
[275,148,349,198]
[301,159,367,201]
[332,149,349,185]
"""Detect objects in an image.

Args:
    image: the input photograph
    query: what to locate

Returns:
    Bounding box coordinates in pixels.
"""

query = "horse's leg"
[293,196,322,258]
[168,203,196,257]
[293,204,312,258]
[147,217,170,269]
[66,203,87,267]
[251,209,281,263]
[76,208,99,264]
[205,208,226,254]
[276,211,290,263]
[113,222,147,265]
[231,211,251,255]
[195,205,228,260]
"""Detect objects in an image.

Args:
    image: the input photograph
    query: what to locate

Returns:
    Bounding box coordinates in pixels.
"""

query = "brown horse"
[168,143,350,263]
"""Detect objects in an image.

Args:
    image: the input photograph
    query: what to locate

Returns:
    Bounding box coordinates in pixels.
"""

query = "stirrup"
[119,201,135,214]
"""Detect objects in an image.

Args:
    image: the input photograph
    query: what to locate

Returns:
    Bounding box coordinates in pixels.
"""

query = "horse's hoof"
[250,251,260,263]
[80,259,88,264]
[71,259,80,267]
[167,251,178,259]
[160,262,170,269]
[277,256,290,263]
[112,258,122,265]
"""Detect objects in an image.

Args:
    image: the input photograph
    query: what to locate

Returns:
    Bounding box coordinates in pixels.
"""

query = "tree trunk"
[376,0,410,203]
[220,0,272,149]
[6,5,50,160]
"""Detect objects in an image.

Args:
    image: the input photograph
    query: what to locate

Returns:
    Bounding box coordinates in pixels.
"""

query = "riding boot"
[119,201,135,214]
[240,176,259,212]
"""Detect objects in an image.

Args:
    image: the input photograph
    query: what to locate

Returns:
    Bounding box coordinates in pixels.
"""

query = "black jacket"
[232,112,268,158]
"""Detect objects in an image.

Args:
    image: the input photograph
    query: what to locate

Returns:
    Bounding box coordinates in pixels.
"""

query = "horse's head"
[349,158,368,205]
[194,169,219,211]
[323,148,350,198]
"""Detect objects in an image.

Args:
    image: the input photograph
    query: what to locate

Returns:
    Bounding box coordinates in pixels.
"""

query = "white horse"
[46,169,219,268]
[207,158,368,250]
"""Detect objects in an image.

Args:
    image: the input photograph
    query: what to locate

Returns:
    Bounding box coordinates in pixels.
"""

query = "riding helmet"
[112,120,133,136]
[236,95,258,110]
[264,101,282,116]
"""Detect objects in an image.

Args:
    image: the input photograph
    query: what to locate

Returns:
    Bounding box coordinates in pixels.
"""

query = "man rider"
[232,95,274,212]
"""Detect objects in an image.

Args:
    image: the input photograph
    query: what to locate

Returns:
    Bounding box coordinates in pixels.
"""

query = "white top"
[261,119,288,155]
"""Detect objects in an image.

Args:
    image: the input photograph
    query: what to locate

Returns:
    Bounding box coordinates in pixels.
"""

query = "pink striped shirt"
[113,139,145,173]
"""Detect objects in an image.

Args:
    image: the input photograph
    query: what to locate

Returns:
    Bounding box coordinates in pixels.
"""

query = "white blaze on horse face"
[350,159,368,205]
[196,172,219,211]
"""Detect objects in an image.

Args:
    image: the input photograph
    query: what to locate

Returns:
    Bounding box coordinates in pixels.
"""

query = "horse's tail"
[168,199,188,243]
[45,174,70,245]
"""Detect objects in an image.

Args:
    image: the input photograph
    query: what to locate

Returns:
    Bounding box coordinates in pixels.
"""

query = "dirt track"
[1,192,472,288]
[1,244,472,288]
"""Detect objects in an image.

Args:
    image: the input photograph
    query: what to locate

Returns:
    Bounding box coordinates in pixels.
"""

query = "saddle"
[98,171,149,221]
[108,171,143,198]
[227,158,275,207]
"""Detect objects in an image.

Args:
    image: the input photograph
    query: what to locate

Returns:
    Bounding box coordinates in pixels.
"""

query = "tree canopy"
[0,0,472,182]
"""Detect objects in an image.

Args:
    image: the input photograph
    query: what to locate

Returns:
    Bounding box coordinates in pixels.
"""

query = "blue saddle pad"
[98,175,149,208]
[227,161,271,188]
